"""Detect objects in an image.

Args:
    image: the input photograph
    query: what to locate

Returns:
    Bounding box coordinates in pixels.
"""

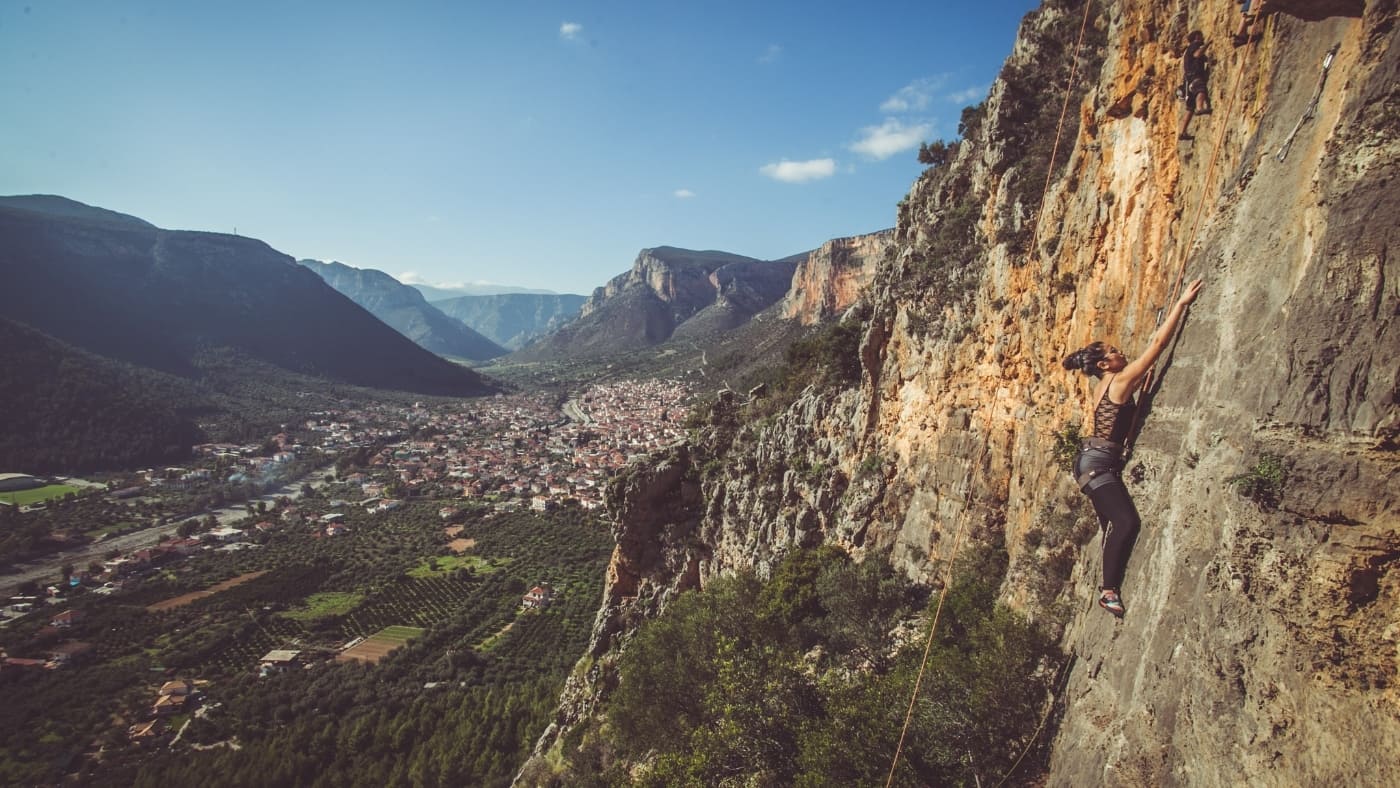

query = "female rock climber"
[1061,278,1203,617]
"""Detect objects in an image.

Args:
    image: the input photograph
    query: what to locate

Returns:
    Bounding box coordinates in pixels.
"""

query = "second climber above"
[1061,278,1204,618]
[1179,30,1213,141]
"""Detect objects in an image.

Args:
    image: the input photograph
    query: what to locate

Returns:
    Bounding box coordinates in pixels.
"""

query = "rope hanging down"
[885,1,1096,784]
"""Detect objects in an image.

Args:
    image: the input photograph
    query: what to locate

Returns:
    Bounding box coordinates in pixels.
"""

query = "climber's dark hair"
[1062,342,1109,378]
[1188,30,1205,45]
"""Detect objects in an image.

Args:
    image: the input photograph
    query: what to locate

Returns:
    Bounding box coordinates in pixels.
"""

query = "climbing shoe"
[1178,133,1194,141]
[1232,33,1249,47]
[1098,589,1126,618]
[1196,107,1212,116]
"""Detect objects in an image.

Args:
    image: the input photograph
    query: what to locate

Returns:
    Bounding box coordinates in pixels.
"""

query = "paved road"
[562,397,592,424]
[0,467,336,599]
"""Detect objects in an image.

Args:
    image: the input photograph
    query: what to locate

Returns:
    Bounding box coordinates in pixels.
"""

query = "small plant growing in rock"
[1052,422,1083,473]
[856,453,884,479]
[1228,453,1287,510]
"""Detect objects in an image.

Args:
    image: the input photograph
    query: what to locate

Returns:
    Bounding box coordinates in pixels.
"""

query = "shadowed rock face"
[522,1,1400,784]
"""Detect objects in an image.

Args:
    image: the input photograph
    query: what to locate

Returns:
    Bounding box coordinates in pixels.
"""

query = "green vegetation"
[1228,452,1287,510]
[280,591,366,622]
[917,139,956,167]
[369,625,426,644]
[903,200,983,310]
[2,483,80,507]
[857,452,886,478]
[741,312,868,423]
[555,545,1060,786]
[1052,422,1084,473]
[992,0,1107,257]
[0,505,613,786]
[407,554,495,578]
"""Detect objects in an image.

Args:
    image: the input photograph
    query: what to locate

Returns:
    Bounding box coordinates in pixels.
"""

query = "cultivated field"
[337,625,425,664]
[146,571,270,612]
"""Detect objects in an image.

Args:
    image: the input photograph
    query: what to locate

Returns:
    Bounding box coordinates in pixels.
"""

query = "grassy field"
[83,521,140,539]
[375,625,425,643]
[280,591,366,621]
[3,484,81,507]
[407,554,498,578]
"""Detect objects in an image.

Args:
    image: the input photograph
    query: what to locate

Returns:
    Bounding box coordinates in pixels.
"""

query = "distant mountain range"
[409,282,558,301]
[0,195,500,469]
[432,293,586,350]
[299,259,507,361]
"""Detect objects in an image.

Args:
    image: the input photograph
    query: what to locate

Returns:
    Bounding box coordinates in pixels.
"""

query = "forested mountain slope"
[0,197,496,397]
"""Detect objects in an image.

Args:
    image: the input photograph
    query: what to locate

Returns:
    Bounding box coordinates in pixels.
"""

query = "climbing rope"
[991,648,1077,788]
[1028,0,1098,253]
[884,453,979,788]
[886,5,1098,782]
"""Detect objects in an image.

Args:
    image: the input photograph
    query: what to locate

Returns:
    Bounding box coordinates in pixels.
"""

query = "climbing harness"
[1276,44,1340,162]
[1075,437,1126,489]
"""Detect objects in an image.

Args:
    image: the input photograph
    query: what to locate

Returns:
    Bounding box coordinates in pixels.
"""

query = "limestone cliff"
[515,246,797,359]
[523,1,1398,785]
[780,230,894,325]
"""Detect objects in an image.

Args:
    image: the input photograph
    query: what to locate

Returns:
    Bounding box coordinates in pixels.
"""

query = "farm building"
[259,649,302,676]
[522,583,556,610]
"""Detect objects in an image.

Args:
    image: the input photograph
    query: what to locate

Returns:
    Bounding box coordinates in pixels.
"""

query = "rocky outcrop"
[514,247,798,360]
[780,231,893,325]
[524,1,1399,784]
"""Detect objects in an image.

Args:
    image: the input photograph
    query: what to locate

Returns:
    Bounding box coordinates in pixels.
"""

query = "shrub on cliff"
[600,546,1059,786]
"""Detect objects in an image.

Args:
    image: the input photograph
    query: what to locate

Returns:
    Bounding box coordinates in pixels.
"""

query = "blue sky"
[2,1,1037,295]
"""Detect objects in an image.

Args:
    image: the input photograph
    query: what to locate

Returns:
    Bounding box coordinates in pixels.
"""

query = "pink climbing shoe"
[1098,589,1126,618]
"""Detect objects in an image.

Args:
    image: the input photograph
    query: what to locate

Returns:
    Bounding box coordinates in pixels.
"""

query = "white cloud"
[759,158,837,183]
[397,273,504,290]
[946,85,988,105]
[758,44,782,64]
[559,22,582,40]
[674,189,696,199]
[879,76,946,114]
[850,118,932,160]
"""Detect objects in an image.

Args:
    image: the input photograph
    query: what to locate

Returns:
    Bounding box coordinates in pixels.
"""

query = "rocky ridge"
[780,230,894,325]
[523,1,1398,785]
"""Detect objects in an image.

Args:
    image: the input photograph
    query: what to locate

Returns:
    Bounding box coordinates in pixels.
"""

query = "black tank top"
[1093,381,1137,444]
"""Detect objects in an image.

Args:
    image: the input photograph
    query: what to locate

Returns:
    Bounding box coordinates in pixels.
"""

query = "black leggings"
[1074,449,1142,592]
[1085,477,1141,591]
